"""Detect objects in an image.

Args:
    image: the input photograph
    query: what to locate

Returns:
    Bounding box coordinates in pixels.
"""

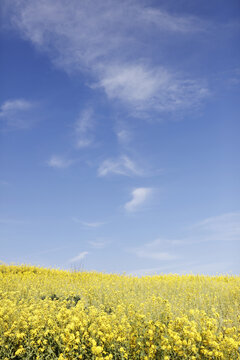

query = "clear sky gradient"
[1,0,240,275]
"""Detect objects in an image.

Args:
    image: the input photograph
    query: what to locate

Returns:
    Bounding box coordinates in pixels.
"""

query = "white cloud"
[97,64,208,115]
[0,99,35,129]
[5,1,205,62]
[88,239,110,249]
[98,155,142,177]
[135,249,176,261]
[142,212,240,247]
[177,261,234,275]
[98,64,161,103]
[47,155,73,169]
[1,99,32,112]
[115,120,132,145]
[127,261,232,276]
[75,108,95,148]
[4,1,209,117]
[130,237,177,263]
[72,218,105,228]
[125,187,152,212]
[116,128,131,144]
[186,212,240,243]
[128,212,240,275]
[138,7,206,33]
[69,251,88,263]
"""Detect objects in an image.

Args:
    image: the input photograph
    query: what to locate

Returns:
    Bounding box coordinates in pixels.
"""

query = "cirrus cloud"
[75,108,96,148]
[98,155,142,177]
[0,99,35,129]
[3,0,210,118]
[69,251,89,263]
[47,155,74,169]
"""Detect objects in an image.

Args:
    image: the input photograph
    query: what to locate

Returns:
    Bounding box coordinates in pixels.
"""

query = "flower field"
[0,265,239,360]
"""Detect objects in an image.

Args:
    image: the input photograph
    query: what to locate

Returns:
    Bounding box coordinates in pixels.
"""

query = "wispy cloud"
[47,155,73,169]
[4,1,210,117]
[127,261,232,276]
[0,99,32,112]
[186,212,240,243]
[143,212,240,247]
[116,128,131,145]
[98,155,142,177]
[135,249,177,261]
[88,238,111,249]
[96,64,208,116]
[72,218,105,228]
[129,236,177,262]
[75,108,95,148]
[69,251,88,263]
[0,99,35,129]
[125,187,153,212]
[177,261,234,275]
[127,212,240,269]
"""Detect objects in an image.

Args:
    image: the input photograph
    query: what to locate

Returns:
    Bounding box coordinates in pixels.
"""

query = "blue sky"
[0,0,240,275]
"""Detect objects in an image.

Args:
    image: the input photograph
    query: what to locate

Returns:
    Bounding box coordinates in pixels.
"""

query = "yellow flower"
[92,345,103,355]
[15,347,25,356]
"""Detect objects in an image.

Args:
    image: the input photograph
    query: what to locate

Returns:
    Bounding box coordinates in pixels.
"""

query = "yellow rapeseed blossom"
[0,264,239,359]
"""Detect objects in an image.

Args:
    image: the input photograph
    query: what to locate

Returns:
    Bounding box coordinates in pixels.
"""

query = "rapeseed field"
[0,265,239,360]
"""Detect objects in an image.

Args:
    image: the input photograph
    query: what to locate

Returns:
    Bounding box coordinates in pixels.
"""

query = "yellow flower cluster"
[0,264,239,359]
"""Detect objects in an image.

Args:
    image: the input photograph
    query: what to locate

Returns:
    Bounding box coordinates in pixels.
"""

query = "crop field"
[0,265,239,360]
